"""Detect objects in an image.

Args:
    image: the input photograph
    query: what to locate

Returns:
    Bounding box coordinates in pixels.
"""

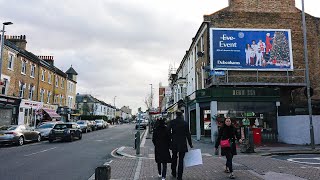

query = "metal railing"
[205,69,306,87]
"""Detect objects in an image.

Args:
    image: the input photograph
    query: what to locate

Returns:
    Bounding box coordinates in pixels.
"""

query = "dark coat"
[167,115,192,153]
[152,123,171,163]
[215,125,240,156]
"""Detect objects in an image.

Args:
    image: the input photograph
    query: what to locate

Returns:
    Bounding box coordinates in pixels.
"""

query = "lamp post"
[301,0,315,149]
[0,22,13,85]
[113,96,116,107]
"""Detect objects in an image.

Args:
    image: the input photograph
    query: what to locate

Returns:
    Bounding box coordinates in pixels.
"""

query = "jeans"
[225,150,233,173]
[157,163,167,178]
[171,151,185,180]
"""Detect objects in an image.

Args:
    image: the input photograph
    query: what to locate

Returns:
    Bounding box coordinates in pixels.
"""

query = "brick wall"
[202,5,320,107]
[228,0,297,13]
[37,66,55,104]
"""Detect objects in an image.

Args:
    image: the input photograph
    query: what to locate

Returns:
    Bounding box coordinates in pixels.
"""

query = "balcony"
[205,69,306,88]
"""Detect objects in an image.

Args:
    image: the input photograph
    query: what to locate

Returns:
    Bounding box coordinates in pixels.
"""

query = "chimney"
[38,55,54,66]
[6,35,27,50]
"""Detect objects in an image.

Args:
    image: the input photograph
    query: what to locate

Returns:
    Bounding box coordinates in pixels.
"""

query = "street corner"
[114,146,137,158]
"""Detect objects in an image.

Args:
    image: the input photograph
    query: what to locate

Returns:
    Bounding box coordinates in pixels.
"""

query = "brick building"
[168,0,320,144]
[0,35,78,126]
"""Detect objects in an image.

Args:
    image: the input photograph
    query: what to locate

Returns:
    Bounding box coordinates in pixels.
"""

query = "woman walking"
[152,118,171,180]
[215,118,242,179]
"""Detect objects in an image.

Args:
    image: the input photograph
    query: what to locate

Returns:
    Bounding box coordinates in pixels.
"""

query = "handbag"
[220,139,231,148]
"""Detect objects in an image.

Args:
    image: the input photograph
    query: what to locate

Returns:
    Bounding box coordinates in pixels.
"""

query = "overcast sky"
[1,0,319,114]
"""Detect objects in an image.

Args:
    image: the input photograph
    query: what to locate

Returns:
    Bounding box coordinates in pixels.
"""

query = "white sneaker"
[161,178,165,180]
[158,174,162,178]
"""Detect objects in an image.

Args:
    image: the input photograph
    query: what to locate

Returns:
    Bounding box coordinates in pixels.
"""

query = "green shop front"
[187,87,280,144]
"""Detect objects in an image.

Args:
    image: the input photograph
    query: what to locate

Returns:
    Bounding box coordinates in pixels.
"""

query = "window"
[201,36,204,52]
[40,89,44,102]
[61,79,64,89]
[8,53,14,70]
[41,69,45,81]
[19,82,25,98]
[47,91,51,103]
[60,95,63,105]
[28,85,34,100]
[48,73,52,84]
[30,64,35,78]
[21,60,26,74]
[55,76,59,87]
[2,78,9,95]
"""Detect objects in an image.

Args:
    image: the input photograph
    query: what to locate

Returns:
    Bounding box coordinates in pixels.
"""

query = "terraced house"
[0,35,78,126]
[166,0,320,145]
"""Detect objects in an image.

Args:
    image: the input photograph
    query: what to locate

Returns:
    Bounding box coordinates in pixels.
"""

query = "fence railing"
[205,69,306,87]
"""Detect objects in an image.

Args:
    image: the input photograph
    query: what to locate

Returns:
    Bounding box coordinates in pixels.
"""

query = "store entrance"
[217,101,277,144]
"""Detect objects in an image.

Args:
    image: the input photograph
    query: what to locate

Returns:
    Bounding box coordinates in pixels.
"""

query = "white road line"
[140,127,148,147]
[134,158,142,180]
[24,147,57,157]
[287,157,320,165]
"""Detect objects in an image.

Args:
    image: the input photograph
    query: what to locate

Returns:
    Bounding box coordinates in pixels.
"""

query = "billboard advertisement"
[210,28,293,71]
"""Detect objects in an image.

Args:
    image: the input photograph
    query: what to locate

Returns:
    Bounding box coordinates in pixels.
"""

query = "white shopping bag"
[183,149,203,167]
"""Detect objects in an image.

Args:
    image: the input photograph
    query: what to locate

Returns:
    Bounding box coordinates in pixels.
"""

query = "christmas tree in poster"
[270,31,290,64]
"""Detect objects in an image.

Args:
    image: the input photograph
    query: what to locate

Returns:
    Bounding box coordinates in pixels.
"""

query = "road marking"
[140,127,148,147]
[24,147,57,157]
[287,158,320,165]
[134,158,142,180]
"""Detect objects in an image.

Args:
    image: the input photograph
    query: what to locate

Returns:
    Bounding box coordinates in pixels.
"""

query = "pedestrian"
[215,117,243,179]
[152,118,171,180]
[168,109,193,180]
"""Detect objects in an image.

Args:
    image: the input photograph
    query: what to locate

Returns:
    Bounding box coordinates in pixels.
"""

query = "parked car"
[135,119,148,130]
[76,120,91,133]
[95,119,106,129]
[0,125,41,146]
[89,120,98,131]
[48,122,82,142]
[35,122,61,140]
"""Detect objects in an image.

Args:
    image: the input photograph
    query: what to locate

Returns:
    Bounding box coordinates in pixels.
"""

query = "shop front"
[187,87,280,144]
[40,104,60,123]
[18,100,43,127]
[0,95,21,125]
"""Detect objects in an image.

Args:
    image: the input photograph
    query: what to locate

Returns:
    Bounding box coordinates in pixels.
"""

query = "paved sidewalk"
[109,131,320,180]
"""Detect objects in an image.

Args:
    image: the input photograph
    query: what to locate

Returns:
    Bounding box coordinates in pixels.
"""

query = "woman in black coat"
[215,118,242,179]
[152,118,171,180]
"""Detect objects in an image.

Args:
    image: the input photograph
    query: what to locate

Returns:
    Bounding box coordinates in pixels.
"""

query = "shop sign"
[210,70,225,76]
[20,100,43,109]
[232,89,256,96]
[0,98,17,104]
[245,112,255,117]
[43,104,58,111]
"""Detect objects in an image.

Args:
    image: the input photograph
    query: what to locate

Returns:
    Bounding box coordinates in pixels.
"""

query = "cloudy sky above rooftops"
[0,0,319,113]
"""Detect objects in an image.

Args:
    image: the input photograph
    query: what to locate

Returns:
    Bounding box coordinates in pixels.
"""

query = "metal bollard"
[95,165,111,180]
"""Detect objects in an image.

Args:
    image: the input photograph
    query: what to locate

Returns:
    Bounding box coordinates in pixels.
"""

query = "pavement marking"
[287,157,320,165]
[24,147,57,157]
[133,158,142,180]
[140,127,148,147]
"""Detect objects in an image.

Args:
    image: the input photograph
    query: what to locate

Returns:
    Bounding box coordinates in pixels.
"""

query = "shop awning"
[43,108,61,119]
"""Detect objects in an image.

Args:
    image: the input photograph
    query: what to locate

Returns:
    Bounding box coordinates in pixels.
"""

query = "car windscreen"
[77,121,85,124]
[0,126,17,130]
[38,124,55,129]
[54,124,72,129]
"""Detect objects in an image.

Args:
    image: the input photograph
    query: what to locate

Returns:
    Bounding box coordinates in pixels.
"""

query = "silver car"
[35,122,59,140]
[95,119,106,129]
[0,125,41,146]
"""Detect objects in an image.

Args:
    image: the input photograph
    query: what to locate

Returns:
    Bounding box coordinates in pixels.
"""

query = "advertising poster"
[210,28,293,71]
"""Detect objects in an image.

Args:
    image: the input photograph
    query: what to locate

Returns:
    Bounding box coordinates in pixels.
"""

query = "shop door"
[190,110,196,135]
[0,108,12,126]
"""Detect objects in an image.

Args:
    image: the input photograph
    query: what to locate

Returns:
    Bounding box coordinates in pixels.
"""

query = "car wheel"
[18,136,24,146]
[69,134,74,142]
[37,134,41,142]
[79,133,82,140]
[85,128,88,133]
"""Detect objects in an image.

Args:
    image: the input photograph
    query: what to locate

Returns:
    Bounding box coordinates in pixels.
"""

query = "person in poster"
[245,44,253,66]
[256,39,266,66]
[251,40,259,66]
[265,33,274,54]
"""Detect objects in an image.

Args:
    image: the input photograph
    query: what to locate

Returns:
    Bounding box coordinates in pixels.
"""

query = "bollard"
[95,165,111,180]
[135,131,140,155]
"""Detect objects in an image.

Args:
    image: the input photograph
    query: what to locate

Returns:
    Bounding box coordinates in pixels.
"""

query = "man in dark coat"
[152,118,171,179]
[168,110,193,180]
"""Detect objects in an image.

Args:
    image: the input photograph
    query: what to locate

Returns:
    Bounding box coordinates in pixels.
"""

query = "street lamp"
[301,0,315,149]
[0,22,13,85]
[113,96,117,107]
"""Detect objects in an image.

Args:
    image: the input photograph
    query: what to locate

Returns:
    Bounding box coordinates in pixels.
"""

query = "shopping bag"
[184,149,203,167]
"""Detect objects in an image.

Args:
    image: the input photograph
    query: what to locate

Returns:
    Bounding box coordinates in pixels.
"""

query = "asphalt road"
[0,124,138,180]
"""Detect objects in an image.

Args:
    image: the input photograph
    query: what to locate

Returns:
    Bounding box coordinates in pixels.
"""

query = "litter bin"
[252,128,262,146]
